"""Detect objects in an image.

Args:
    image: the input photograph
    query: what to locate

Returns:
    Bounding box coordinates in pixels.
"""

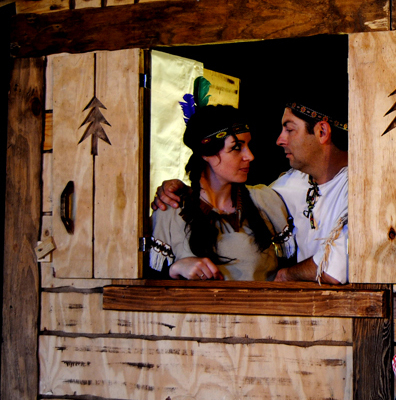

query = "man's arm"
[274,257,341,284]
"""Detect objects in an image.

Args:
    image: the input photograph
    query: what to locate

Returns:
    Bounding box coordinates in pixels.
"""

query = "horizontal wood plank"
[10,0,390,58]
[103,285,389,318]
[41,292,352,343]
[40,264,112,288]
[39,335,352,399]
[14,0,193,14]
[109,280,360,289]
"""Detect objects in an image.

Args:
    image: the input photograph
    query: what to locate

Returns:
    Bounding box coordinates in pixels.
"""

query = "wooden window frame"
[3,2,395,399]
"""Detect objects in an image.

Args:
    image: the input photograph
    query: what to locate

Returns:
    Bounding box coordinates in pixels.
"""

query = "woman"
[148,105,294,280]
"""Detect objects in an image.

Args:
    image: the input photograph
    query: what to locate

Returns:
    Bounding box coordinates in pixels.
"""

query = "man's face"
[276,108,320,174]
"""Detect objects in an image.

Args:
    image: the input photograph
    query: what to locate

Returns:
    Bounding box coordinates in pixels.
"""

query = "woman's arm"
[169,257,224,280]
[149,205,224,280]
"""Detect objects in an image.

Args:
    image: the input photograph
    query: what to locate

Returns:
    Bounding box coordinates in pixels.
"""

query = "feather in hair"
[194,76,211,108]
[179,76,212,124]
[179,94,195,124]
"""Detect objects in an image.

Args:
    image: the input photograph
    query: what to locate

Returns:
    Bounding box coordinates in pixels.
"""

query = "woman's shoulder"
[151,204,184,227]
[246,184,285,208]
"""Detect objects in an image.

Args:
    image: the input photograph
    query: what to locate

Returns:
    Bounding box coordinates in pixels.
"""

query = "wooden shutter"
[49,49,144,279]
[349,32,396,282]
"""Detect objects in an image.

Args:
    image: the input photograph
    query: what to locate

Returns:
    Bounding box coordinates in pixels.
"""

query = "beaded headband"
[286,102,348,132]
[201,123,250,144]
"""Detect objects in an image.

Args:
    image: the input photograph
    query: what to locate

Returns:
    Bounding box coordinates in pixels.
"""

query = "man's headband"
[286,102,348,132]
[201,123,250,144]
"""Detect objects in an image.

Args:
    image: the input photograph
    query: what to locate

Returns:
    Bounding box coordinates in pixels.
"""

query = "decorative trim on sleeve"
[149,237,175,272]
[316,214,348,284]
[272,216,296,259]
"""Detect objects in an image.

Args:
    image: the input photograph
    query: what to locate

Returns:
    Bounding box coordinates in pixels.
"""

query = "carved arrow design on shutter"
[382,88,396,136]
[78,96,112,155]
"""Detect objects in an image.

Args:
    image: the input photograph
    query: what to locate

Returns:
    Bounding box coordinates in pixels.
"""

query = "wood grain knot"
[31,97,42,116]
[389,227,395,240]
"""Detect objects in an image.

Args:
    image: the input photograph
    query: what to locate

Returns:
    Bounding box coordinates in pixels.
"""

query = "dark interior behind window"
[155,34,348,186]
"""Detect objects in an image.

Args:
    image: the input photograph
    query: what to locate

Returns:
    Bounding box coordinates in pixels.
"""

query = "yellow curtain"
[150,50,204,206]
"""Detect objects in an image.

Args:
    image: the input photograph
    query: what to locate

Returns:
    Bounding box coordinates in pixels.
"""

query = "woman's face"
[203,131,254,185]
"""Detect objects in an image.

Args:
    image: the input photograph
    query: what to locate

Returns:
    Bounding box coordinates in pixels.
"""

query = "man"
[153,101,348,284]
[269,102,348,284]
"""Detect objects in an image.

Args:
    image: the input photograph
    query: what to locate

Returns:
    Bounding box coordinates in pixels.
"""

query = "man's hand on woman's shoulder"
[151,179,186,211]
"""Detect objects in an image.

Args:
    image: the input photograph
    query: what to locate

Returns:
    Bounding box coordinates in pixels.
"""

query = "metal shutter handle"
[60,181,74,234]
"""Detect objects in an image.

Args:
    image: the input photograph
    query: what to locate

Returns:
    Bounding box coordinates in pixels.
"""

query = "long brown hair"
[181,105,273,264]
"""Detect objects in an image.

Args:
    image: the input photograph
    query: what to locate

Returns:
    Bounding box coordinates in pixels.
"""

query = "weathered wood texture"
[42,153,52,212]
[103,284,389,318]
[14,0,191,14]
[50,49,142,279]
[15,0,69,14]
[394,0,396,29]
[9,0,390,58]
[51,52,95,277]
[43,111,52,150]
[3,9,396,398]
[353,284,393,400]
[39,335,352,399]
[92,49,142,278]
[41,291,353,343]
[1,57,44,400]
[41,263,112,288]
[39,283,355,399]
[349,31,396,283]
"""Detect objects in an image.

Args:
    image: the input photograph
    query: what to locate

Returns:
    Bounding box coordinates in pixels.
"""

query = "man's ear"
[314,121,332,144]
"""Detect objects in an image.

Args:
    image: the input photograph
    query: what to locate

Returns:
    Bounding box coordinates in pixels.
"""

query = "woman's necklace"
[198,187,243,232]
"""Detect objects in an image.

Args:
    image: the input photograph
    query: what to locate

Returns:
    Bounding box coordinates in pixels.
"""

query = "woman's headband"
[201,122,250,144]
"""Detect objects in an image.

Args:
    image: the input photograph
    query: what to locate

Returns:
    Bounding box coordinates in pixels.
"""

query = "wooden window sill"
[103,281,390,318]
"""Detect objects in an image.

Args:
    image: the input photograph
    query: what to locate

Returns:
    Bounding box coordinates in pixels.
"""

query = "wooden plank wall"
[349,31,396,283]
[39,47,354,399]
[2,57,44,400]
[40,285,354,398]
[2,0,396,399]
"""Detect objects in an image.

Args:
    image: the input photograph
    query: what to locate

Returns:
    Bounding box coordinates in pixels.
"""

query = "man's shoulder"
[334,166,348,182]
[271,169,308,190]
[246,183,282,202]
[322,166,348,195]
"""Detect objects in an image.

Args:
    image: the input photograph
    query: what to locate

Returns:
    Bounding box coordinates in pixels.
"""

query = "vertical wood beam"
[0,1,15,345]
[139,49,151,277]
[1,57,44,400]
[353,284,393,400]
